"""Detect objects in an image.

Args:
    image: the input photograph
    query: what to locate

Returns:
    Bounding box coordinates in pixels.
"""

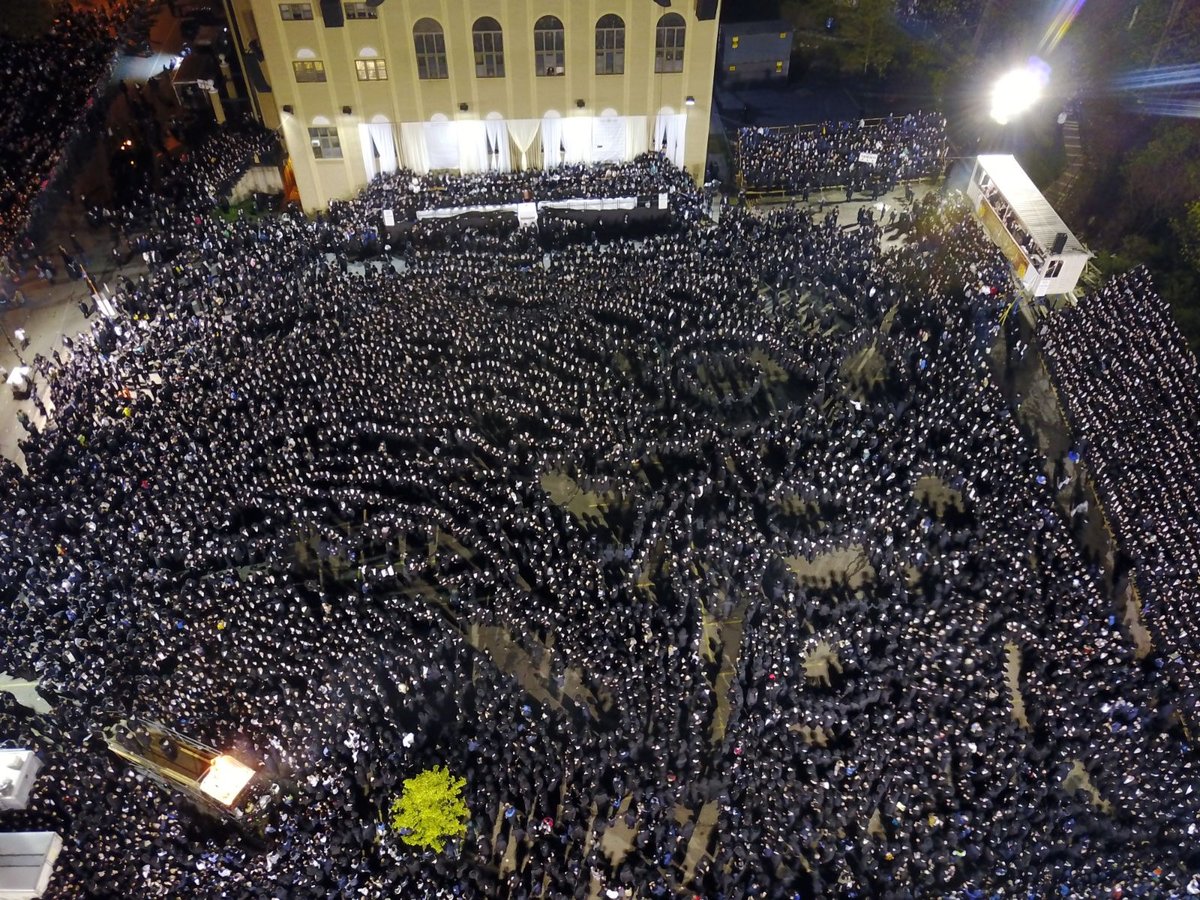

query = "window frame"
[595,14,625,76]
[355,58,388,81]
[308,126,342,160]
[413,18,448,80]
[342,2,376,20]
[292,59,327,83]
[534,15,565,77]
[472,17,505,78]
[279,2,313,21]
[655,13,686,74]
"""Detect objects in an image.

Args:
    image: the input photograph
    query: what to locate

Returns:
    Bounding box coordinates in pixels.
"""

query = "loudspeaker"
[319,0,343,27]
[695,0,717,20]
[1050,232,1067,255]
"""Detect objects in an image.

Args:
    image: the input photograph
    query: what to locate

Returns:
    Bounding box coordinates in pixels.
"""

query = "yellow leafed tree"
[389,766,468,853]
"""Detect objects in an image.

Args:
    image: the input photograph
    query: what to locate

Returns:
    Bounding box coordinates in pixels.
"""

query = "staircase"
[1045,116,1085,212]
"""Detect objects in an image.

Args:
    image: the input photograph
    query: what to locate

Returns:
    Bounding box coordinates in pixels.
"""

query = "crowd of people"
[338,155,706,227]
[1042,267,1200,718]
[735,112,948,197]
[0,0,153,255]
[979,180,1046,269]
[2,141,1200,899]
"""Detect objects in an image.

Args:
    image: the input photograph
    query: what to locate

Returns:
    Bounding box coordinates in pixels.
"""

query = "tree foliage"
[1173,200,1200,274]
[1121,122,1200,225]
[389,766,468,853]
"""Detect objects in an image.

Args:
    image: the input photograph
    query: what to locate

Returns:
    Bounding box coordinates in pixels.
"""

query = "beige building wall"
[229,0,720,210]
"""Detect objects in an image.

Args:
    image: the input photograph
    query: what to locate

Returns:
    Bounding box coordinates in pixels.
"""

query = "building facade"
[225,0,721,210]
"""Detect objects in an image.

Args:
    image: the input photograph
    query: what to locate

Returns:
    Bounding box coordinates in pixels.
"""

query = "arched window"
[595,14,624,75]
[534,15,565,77]
[413,18,447,80]
[655,13,685,73]
[473,17,505,78]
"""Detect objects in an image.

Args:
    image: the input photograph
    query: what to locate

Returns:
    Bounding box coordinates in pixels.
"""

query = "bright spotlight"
[991,58,1051,125]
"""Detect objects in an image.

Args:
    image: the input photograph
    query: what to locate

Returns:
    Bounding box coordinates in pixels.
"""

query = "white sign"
[858,152,879,166]
[658,192,669,210]
[382,209,395,227]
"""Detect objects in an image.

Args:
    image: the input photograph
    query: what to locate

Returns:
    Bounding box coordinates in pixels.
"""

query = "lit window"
[414,18,448,80]
[293,59,326,82]
[355,58,388,81]
[343,2,376,19]
[309,126,342,159]
[473,17,505,78]
[534,15,565,77]
[655,14,685,73]
[279,2,312,20]
[595,14,624,75]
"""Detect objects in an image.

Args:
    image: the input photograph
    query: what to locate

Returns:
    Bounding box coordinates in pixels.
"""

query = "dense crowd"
[0,0,152,254]
[337,154,705,226]
[1,150,1199,900]
[1042,267,1200,717]
[735,113,948,196]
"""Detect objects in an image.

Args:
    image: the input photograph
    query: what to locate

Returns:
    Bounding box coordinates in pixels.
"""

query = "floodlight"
[991,58,1051,124]
[197,754,255,806]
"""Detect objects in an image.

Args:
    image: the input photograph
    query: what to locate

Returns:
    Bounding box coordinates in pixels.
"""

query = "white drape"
[540,116,564,169]
[368,123,398,175]
[626,115,649,159]
[562,117,593,165]
[359,125,378,182]
[653,113,687,168]
[425,122,460,171]
[456,120,489,175]
[399,123,430,175]
[591,116,626,164]
[507,119,540,170]
[484,119,512,172]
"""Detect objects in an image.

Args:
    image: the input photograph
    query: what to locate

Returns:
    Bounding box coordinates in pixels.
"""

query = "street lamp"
[990,57,1051,125]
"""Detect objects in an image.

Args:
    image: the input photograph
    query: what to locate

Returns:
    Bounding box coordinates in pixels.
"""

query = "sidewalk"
[1,3,185,468]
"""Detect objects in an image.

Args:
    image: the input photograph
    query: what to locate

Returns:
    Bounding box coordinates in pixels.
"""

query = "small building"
[967,154,1091,298]
[718,20,793,85]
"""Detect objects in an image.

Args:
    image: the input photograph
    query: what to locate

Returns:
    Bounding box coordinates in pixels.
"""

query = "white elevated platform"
[967,154,1091,297]
[0,832,62,899]
[0,752,42,812]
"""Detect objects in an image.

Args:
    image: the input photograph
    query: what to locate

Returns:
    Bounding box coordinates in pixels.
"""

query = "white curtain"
[540,116,564,169]
[562,117,593,165]
[368,123,398,175]
[399,123,430,175]
[626,115,649,160]
[484,118,512,172]
[591,116,626,163]
[456,120,489,175]
[507,119,540,170]
[425,122,461,171]
[653,113,687,168]
[359,124,378,182]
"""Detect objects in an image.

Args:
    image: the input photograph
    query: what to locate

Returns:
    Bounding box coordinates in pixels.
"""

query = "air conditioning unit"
[554,66,565,75]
